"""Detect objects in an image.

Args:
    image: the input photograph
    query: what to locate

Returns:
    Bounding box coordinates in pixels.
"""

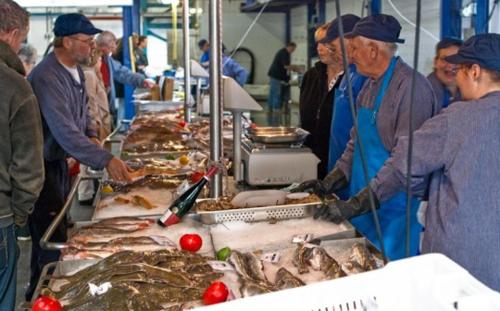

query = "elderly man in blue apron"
[294,14,438,260]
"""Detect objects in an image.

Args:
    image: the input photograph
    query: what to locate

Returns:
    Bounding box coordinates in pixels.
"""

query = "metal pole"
[196,78,202,113]
[183,0,192,122]
[233,111,242,182]
[209,0,223,198]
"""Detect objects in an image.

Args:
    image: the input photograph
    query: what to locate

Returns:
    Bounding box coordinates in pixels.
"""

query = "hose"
[405,0,422,258]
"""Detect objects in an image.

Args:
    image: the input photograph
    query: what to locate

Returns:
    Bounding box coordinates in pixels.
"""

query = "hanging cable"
[386,0,439,42]
[484,0,500,33]
[334,0,387,263]
[223,1,269,67]
[405,0,422,258]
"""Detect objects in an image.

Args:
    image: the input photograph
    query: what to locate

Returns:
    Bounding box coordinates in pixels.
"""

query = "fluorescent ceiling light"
[158,0,179,5]
[17,0,132,7]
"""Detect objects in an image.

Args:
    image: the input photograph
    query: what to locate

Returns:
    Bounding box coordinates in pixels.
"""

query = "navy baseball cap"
[319,14,361,43]
[53,13,102,37]
[345,14,405,43]
[445,33,500,71]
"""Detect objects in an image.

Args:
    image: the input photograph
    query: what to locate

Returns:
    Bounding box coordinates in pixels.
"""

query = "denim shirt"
[28,52,113,169]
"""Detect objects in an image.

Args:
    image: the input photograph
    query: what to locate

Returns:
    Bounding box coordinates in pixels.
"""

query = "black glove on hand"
[313,187,380,224]
[291,168,348,197]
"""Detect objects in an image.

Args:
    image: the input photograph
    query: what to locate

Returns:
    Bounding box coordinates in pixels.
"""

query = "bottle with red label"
[158,166,218,227]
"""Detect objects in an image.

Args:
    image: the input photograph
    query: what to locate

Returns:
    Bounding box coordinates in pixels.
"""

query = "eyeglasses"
[69,36,95,45]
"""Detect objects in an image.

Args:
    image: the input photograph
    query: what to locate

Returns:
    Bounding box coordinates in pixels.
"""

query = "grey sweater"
[0,41,44,227]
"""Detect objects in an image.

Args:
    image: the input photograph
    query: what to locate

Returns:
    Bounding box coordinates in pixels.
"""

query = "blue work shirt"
[199,52,249,86]
[370,91,500,291]
[200,51,209,67]
[104,55,145,110]
[427,71,460,110]
[328,64,367,172]
[222,55,249,86]
[28,52,113,170]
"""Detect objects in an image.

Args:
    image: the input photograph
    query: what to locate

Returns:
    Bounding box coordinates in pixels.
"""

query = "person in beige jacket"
[78,49,113,203]
[84,49,112,140]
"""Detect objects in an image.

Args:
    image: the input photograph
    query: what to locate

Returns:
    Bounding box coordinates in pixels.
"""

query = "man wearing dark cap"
[339,34,500,290]
[295,14,438,260]
[26,13,132,299]
[428,37,463,109]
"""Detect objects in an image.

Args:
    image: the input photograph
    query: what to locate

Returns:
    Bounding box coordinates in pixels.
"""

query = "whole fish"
[292,243,313,274]
[307,247,346,279]
[274,267,305,290]
[350,243,377,271]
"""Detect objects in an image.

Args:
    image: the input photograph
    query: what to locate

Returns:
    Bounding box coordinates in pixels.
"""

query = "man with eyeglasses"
[26,13,132,300]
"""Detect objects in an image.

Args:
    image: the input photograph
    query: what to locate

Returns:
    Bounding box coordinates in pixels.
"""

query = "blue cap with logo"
[445,34,500,71]
[53,13,102,37]
[345,14,405,43]
[318,14,361,43]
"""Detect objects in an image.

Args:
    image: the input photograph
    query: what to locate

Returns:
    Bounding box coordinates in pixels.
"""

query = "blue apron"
[328,65,367,200]
[349,57,422,260]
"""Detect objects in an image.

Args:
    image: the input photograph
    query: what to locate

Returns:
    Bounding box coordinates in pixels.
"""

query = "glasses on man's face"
[69,36,95,46]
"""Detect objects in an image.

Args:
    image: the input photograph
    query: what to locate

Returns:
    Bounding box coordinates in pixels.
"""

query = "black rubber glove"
[291,168,348,197]
[314,187,380,224]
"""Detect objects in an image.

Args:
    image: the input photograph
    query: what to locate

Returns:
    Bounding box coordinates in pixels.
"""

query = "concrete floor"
[13,101,301,310]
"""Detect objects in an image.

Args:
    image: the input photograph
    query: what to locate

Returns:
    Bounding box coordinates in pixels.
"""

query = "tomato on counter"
[179,233,202,252]
[203,281,229,305]
[32,296,62,311]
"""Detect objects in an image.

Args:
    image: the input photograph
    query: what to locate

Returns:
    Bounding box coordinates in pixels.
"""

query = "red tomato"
[191,171,204,183]
[203,281,229,305]
[178,120,187,127]
[179,233,202,252]
[32,296,62,311]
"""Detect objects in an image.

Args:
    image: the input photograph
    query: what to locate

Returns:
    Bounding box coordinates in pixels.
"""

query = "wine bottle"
[158,166,218,227]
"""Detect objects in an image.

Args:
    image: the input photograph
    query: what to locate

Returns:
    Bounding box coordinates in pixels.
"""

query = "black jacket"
[299,61,340,179]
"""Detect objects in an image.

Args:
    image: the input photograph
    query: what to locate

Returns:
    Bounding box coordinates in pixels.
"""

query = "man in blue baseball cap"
[332,33,500,290]
[295,14,438,260]
[427,37,463,109]
[26,13,132,300]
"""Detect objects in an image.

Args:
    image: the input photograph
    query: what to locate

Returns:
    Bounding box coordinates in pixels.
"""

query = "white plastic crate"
[195,253,500,311]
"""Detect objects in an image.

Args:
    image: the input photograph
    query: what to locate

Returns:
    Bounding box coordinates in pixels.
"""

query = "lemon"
[102,185,114,193]
[179,155,190,166]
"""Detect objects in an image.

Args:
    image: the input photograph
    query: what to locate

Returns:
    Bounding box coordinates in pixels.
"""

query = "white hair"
[359,36,398,55]
[96,30,116,47]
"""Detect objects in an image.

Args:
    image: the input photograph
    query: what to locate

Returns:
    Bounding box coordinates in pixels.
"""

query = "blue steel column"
[122,0,140,119]
[318,0,326,24]
[441,0,463,38]
[474,0,489,34]
[370,0,382,14]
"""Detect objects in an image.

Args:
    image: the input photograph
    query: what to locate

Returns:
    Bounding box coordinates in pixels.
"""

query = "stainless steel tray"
[247,127,309,144]
[133,99,184,115]
[196,198,324,224]
[21,259,99,310]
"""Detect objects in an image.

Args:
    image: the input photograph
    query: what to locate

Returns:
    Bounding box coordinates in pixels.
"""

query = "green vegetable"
[165,154,176,160]
[216,247,231,261]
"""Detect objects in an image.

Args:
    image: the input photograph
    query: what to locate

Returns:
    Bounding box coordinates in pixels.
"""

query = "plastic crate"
[195,254,500,311]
